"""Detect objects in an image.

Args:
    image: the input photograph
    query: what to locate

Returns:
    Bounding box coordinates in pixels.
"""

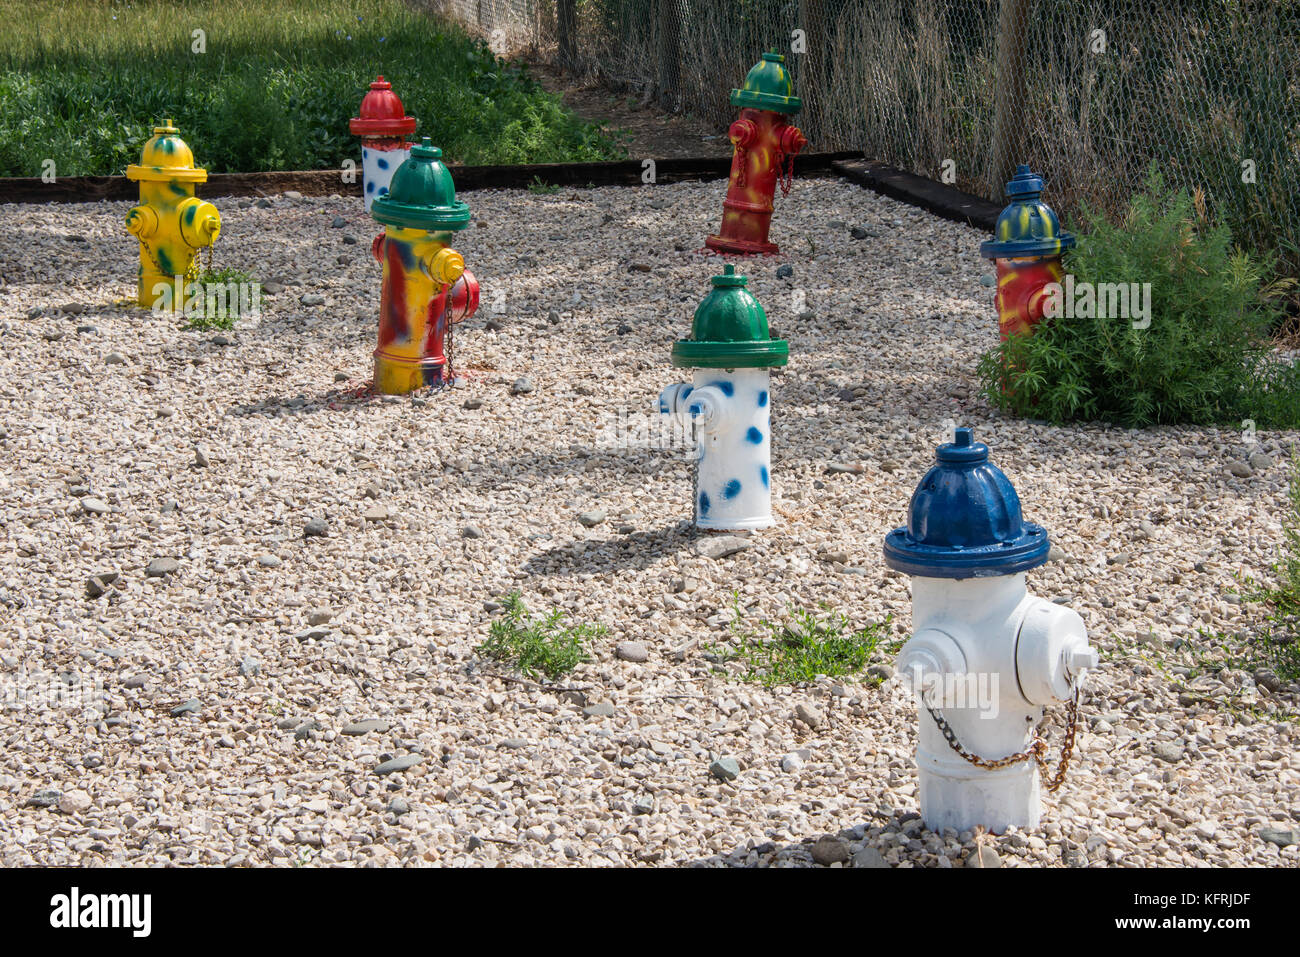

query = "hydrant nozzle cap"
[350,74,418,137]
[370,137,471,231]
[980,163,1076,261]
[125,121,208,184]
[882,427,1051,579]
[730,50,802,115]
[671,264,788,369]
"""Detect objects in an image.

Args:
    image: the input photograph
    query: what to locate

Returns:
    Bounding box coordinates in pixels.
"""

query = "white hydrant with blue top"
[660,265,787,530]
[883,428,1099,833]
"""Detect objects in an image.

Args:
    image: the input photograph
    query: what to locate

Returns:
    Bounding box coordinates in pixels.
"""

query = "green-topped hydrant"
[705,53,807,257]
[370,137,480,394]
[659,264,789,530]
[124,120,221,310]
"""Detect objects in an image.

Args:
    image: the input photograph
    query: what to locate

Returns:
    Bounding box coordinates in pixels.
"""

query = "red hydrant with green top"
[705,52,807,257]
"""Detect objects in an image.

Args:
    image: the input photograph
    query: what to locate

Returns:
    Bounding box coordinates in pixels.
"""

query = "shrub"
[977,168,1300,429]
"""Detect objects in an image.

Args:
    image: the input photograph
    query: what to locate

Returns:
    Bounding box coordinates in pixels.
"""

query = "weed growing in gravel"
[526,176,563,195]
[182,266,256,331]
[706,597,889,687]
[1239,454,1300,684]
[475,592,603,680]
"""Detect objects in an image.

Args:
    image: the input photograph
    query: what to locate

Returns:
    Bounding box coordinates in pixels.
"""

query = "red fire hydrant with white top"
[705,52,807,256]
[350,76,417,212]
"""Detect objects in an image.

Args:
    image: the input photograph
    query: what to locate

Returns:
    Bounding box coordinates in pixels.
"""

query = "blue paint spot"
[723,479,742,499]
[760,465,769,487]
[746,427,763,444]
[757,390,768,407]
[393,238,416,270]
[366,180,375,193]
[707,380,734,397]
[698,491,711,516]
[362,147,370,159]
[378,187,388,196]
[688,403,702,416]
[681,386,692,399]
[376,156,390,170]
[658,401,669,413]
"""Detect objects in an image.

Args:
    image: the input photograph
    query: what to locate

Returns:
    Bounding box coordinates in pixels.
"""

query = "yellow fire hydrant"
[369,138,479,393]
[124,119,221,310]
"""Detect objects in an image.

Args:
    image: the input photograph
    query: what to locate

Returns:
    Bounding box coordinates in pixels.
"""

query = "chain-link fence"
[435,0,1300,273]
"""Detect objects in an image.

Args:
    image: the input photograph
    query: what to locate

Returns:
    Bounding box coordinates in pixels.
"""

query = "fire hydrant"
[980,165,1075,340]
[883,427,1098,833]
[659,264,788,530]
[350,76,417,212]
[369,138,479,394]
[705,52,807,257]
[124,120,221,310]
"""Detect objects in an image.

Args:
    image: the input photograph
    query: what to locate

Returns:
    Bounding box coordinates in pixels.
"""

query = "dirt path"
[523,58,733,160]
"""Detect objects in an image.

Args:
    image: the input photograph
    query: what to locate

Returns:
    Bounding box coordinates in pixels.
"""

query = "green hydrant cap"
[671,265,789,369]
[370,137,471,231]
[730,51,802,115]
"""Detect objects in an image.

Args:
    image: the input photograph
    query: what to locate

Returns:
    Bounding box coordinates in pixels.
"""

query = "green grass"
[0,0,625,176]
[1239,453,1300,686]
[475,592,604,681]
[705,597,889,688]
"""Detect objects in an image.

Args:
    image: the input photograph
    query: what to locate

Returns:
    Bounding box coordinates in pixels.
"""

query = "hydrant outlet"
[125,205,159,240]
[1015,599,1095,706]
[424,247,465,286]
[178,197,221,249]
[896,627,968,696]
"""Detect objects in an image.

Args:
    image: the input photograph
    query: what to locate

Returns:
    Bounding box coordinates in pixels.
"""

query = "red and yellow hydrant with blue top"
[705,52,807,256]
[369,138,479,394]
[979,165,1075,340]
[124,120,221,310]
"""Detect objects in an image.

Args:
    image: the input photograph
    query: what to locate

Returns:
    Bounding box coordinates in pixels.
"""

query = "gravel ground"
[0,178,1298,867]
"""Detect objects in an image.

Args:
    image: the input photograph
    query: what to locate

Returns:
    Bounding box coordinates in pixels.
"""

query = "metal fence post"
[557,0,578,72]
[798,0,827,145]
[988,0,1031,196]
[658,0,682,111]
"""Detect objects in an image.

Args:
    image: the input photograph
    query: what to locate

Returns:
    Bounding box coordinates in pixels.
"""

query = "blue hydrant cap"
[979,164,1076,261]
[882,427,1050,579]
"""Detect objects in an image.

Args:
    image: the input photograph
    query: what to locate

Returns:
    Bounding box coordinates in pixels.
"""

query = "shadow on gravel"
[689,810,963,868]
[522,521,696,577]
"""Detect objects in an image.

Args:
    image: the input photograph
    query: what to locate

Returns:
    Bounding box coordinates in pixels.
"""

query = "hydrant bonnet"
[671,264,788,369]
[349,76,417,137]
[980,164,1075,261]
[883,427,1049,578]
[125,121,207,183]
[370,138,470,231]
[730,52,801,114]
